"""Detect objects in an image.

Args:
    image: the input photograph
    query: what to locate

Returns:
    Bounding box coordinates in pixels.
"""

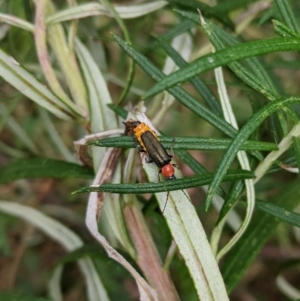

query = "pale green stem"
[212,66,255,261]
[254,122,300,182]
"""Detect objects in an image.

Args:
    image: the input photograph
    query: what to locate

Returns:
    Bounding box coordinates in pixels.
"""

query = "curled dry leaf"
[85,147,159,301]
[74,129,124,167]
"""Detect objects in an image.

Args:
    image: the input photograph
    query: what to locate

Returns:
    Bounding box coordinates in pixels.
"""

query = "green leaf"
[113,34,237,138]
[46,2,168,23]
[0,49,77,121]
[269,111,284,143]
[275,0,300,34]
[258,5,277,26]
[0,158,94,184]
[149,19,195,50]
[203,20,280,100]
[157,37,222,115]
[90,136,278,151]
[144,37,300,99]
[176,10,280,101]
[222,180,300,292]
[176,149,225,197]
[277,109,289,138]
[74,169,255,194]
[44,2,88,112]
[206,96,300,210]
[35,1,83,117]
[107,104,128,119]
[166,0,234,28]
[255,199,300,228]
[175,150,209,175]
[273,19,300,38]
[0,12,34,31]
[215,181,244,226]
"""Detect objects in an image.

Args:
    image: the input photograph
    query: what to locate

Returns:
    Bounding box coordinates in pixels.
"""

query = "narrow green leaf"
[113,34,238,138]
[175,10,280,101]
[222,181,300,291]
[91,136,278,151]
[273,19,300,38]
[269,111,284,143]
[74,169,255,194]
[0,49,75,120]
[215,180,244,226]
[200,17,280,100]
[144,37,300,99]
[35,1,81,117]
[176,149,225,197]
[158,38,222,115]
[206,96,300,210]
[278,109,289,137]
[293,136,300,169]
[45,2,88,111]
[107,104,128,119]
[255,199,300,228]
[283,106,300,124]
[268,109,288,143]
[275,0,300,34]
[258,5,277,26]
[166,0,234,28]
[175,149,208,175]
[149,19,195,50]
[47,3,106,23]
[0,12,34,31]
[46,1,88,114]
[46,1,168,23]
[0,158,94,184]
